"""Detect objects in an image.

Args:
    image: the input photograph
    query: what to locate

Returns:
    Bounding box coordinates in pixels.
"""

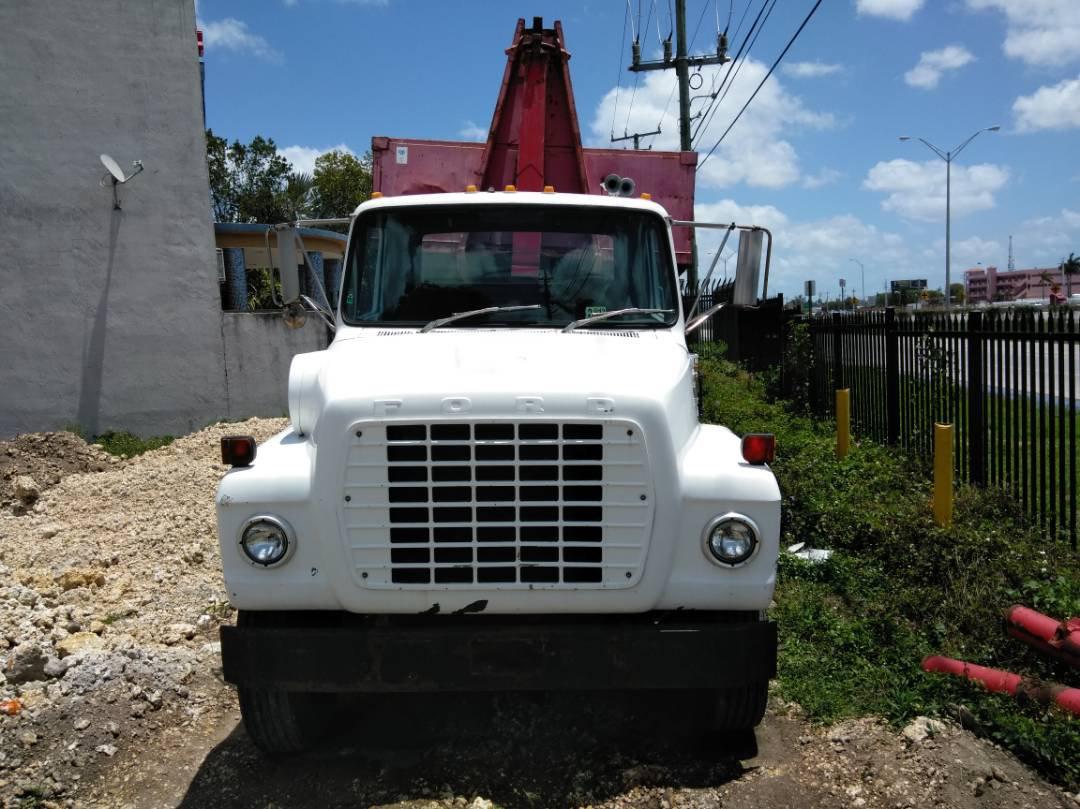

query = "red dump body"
[371,17,697,270]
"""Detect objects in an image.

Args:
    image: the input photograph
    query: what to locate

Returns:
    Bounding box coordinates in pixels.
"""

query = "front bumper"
[220,612,777,692]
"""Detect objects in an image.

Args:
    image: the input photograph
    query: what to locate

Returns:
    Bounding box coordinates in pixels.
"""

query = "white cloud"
[904,45,975,89]
[932,236,1004,268]
[201,18,281,62]
[1018,209,1080,261]
[782,61,843,79]
[458,120,488,140]
[695,200,913,298]
[863,159,1009,221]
[280,143,355,175]
[856,0,924,21]
[590,58,834,190]
[1014,75,1080,132]
[802,168,843,189]
[966,0,1080,67]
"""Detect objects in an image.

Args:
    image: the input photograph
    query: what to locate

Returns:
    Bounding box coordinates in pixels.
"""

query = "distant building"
[964,266,1069,303]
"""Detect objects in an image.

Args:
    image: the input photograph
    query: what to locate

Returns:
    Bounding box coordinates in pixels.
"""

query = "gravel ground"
[0,421,1076,809]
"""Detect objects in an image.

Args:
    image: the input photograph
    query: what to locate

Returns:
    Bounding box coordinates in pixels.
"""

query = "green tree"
[311,150,373,220]
[280,171,316,220]
[206,128,292,223]
[949,282,965,305]
[1060,252,1079,298]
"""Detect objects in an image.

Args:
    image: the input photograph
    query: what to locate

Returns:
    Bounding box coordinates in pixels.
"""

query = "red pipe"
[922,656,1080,716]
[1005,605,1080,669]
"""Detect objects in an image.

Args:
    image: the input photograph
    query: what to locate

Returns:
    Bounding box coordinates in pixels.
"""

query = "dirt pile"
[0,433,115,515]
[0,418,286,807]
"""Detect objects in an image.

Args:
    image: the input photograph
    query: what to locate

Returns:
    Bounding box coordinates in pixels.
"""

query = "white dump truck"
[215,189,780,753]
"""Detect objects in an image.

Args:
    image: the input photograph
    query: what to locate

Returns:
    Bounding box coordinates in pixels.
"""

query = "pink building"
[964,265,1071,303]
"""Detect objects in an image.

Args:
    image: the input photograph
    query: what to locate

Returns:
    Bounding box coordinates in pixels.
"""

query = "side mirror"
[275,224,301,305]
[733,229,764,306]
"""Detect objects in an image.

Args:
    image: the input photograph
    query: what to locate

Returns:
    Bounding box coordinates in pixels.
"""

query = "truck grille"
[342,420,653,589]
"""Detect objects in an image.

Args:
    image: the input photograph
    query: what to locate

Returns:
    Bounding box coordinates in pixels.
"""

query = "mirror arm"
[685,302,727,334]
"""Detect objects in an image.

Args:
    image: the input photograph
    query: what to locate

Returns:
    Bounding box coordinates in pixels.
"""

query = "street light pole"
[849,258,865,309]
[899,125,1000,309]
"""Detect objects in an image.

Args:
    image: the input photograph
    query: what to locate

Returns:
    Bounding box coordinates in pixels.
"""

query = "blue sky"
[197,0,1080,301]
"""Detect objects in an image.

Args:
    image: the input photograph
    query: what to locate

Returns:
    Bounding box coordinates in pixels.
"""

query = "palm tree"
[280,171,315,220]
[1060,252,1080,299]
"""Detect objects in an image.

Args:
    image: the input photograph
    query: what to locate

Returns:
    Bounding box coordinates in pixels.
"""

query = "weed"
[101,610,134,625]
[93,431,174,457]
[699,352,1080,790]
[61,423,86,439]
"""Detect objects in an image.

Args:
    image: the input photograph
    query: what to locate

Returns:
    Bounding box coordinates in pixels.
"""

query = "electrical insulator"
[663,38,672,63]
[717,32,728,60]
[632,40,641,66]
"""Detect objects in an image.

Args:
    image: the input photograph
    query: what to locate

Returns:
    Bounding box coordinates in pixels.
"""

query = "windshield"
[340,204,679,328]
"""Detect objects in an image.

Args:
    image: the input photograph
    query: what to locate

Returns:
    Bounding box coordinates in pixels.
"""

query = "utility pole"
[630,0,728,290]
[610,126,662,150]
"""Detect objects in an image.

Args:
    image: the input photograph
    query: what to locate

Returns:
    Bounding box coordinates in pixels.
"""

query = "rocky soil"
[0,419,285,807]
[0,421,1076,808]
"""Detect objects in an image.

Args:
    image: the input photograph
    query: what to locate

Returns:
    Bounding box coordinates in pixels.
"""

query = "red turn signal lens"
[221,436,256,467]
[741,433,775,465]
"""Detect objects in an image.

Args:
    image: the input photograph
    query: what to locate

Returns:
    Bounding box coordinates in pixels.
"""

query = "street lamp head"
[899,136,912,141]
[987,125,1001,132]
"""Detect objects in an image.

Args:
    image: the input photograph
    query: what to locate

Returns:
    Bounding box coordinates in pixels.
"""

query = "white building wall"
[0,0,322,438]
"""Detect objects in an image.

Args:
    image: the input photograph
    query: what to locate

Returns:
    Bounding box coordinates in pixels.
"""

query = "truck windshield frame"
[339,203,680,329]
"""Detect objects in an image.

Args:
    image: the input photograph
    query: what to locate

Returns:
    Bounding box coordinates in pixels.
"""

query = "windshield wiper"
[419,304,542,333]
[561,307,673,333]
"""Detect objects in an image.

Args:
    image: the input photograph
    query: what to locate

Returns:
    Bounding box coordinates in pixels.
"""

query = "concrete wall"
[0,0,321,438]
[221,315,328,421]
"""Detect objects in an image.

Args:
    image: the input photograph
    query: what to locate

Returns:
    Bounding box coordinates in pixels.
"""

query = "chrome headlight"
[238,515,295,567]
[702,514,759,567]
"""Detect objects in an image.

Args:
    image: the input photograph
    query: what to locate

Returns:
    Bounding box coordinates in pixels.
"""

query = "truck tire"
[710,680,769,730]
[235,611,338,755]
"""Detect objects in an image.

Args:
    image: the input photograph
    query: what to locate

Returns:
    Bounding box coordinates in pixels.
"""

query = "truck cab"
[216,189,781,753]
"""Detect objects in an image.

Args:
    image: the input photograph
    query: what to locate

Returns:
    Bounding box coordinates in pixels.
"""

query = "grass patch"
[93,431,174,457]
[698,346,1080,790]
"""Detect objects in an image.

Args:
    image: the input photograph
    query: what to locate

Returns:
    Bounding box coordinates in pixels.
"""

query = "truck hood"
[289,329,697,439]
[324,329,690,400]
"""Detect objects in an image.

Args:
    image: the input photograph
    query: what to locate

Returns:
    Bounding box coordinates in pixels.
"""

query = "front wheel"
[237,686,337,754]
[235,611,339,754]
[708,680,769,731]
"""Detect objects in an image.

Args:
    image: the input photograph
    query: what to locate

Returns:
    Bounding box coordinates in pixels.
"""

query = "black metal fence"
[806,308,1078,547]
[684,284,787,372]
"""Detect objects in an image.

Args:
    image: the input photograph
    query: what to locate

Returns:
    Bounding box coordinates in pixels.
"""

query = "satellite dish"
[100,154,126,183]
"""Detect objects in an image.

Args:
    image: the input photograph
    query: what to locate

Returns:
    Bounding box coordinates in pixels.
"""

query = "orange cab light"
[543,185,555,193]
[371,191,383,199]
[221,436,257,467]
[504,184,517,192]
[741,434,775,465]
[465,184,478,193]
[640,192,652,200]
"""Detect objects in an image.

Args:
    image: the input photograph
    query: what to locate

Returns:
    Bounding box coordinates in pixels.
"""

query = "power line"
[730,0,754,44]
[702,0,776,128]
[610,2,630,139]
[690,0,774,147]
[691,0,771,138]
[697,0,824,172]
[689,0,711,50]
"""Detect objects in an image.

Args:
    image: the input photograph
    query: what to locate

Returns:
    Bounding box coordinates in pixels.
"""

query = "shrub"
[699,352,1080,790]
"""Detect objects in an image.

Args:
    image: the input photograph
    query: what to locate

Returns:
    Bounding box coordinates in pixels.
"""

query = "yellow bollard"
[835,388,850,459]
[933,423,953,527]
